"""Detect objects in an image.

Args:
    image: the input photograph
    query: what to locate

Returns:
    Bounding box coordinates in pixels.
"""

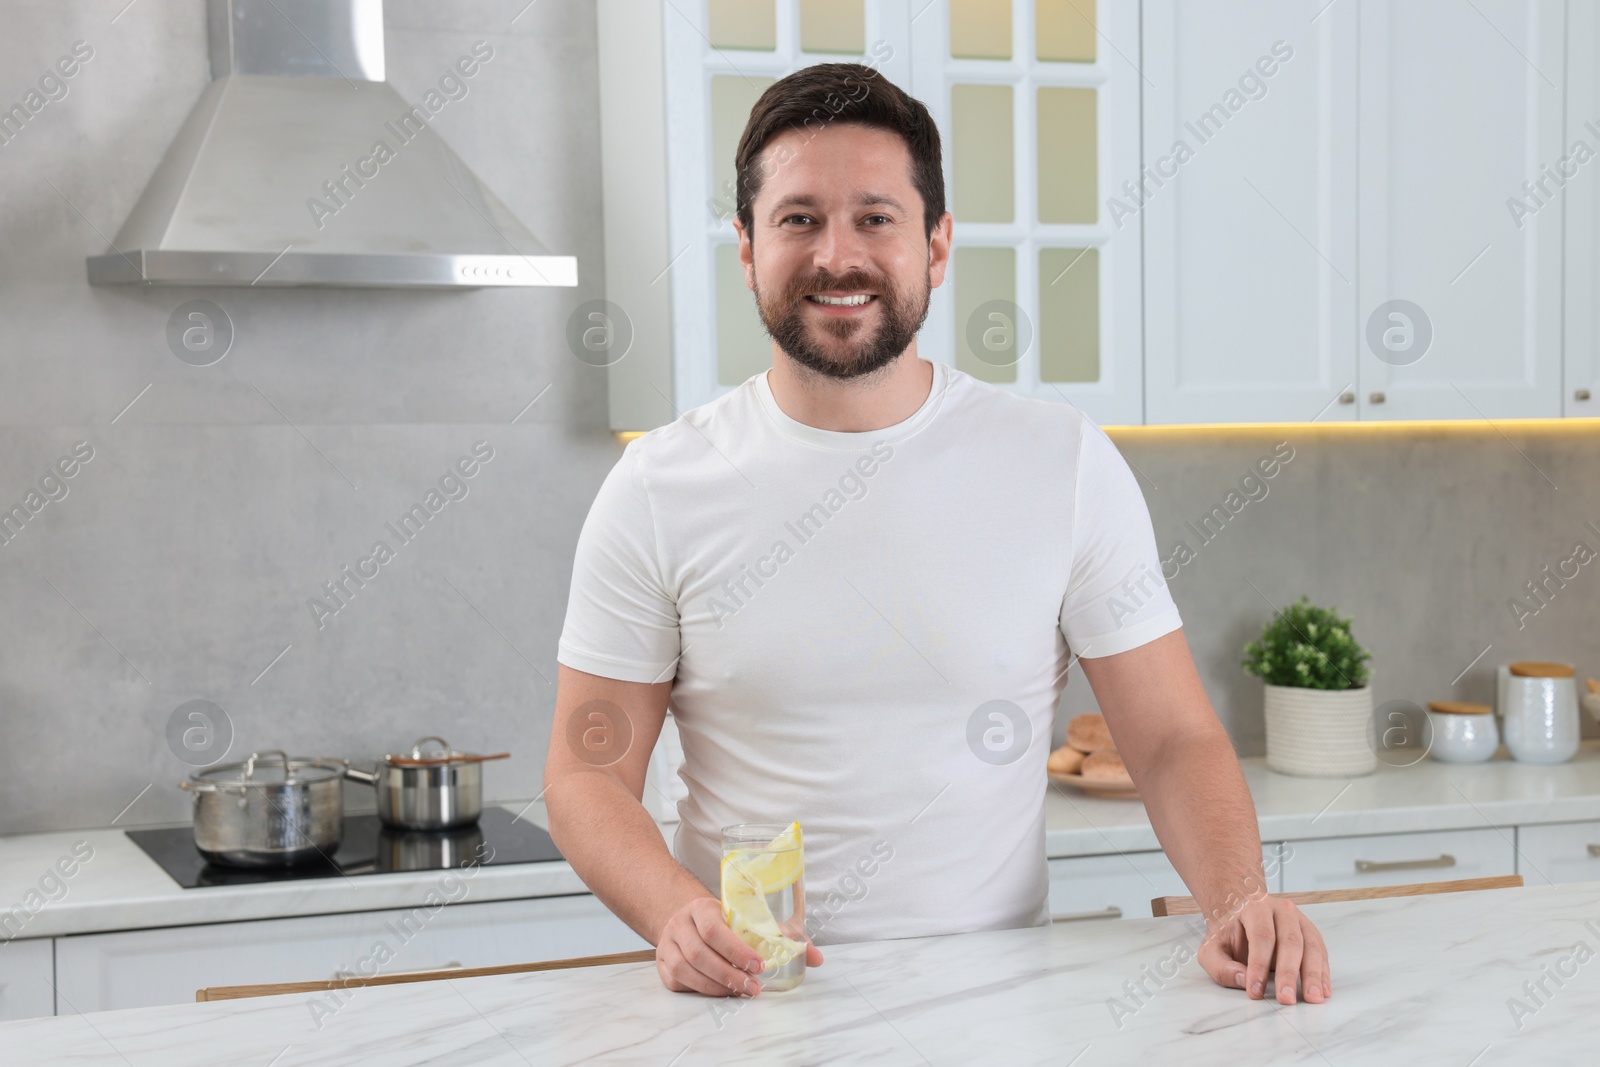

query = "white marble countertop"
[4,742,1598,941]
[3,879,1591,1065]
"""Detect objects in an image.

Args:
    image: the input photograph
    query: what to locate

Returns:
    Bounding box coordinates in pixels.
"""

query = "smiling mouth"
[805,293,877,307]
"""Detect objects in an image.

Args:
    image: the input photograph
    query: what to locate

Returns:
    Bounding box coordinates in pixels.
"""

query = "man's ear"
[734,218,756,291]
[927,211,954,289]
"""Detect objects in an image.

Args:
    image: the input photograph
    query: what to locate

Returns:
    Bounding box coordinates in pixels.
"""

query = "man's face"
[737,123,951,381]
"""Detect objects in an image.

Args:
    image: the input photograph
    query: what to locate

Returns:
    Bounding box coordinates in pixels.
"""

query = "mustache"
[785,270,890,301]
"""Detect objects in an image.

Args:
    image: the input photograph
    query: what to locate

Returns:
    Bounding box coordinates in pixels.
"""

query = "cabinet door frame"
[1566,0,1600,416]
[911,0,1145,426]
[1141,0,1360,426]
[0,936,55,1021]
[1357,0,1565,421]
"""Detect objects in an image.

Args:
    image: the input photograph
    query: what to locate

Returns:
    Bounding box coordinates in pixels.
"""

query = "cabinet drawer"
[1517,821,1600,886]
[1281,828,1515,893]
[0,937,54,1021]
[1048,845,1280,923]
[55,893,647,1014]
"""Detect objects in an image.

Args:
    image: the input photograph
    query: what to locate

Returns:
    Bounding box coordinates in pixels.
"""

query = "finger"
[681,932,763,997]
[693,901,768,977]
[1299,916,1331,1002]
[657,947,742,997]
[1242,903,1277,1000]
[1271,903,1304,1004]
[805,939,825,967]
[1195,931,1249,991]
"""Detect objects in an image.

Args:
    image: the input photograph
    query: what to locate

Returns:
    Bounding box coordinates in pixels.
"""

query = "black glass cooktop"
[126,807,564,888]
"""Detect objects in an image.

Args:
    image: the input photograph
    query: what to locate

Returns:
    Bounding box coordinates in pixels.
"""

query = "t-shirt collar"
[753,359,950,451]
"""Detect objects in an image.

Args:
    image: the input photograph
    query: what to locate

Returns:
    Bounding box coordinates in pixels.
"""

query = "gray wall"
[2,2,1597,836]
[1071,427,1600,758]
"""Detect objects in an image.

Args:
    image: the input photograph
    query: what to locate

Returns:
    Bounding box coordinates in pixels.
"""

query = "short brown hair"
[735,62,945,243]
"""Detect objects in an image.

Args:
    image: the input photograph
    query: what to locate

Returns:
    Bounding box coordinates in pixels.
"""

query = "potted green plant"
[1243,596,1375,777]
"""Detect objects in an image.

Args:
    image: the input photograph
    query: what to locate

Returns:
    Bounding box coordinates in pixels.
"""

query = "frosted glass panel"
[717,244,771,385]
[952,84,1014,224]
[800,0,865,54]
[954,247,1018,384]
[708,0,776,51]
[950,0,1011,59]
[711,75,776,219]
[1037,87,1096,224]
[1039,248,1099,382]
[1037,0,1096,63]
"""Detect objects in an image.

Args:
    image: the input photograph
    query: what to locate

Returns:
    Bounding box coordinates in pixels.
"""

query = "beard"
[753,263,932,382]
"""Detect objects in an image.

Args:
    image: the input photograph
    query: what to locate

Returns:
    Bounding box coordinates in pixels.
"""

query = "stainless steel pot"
[179,750,344,867]
[342,736,507,831]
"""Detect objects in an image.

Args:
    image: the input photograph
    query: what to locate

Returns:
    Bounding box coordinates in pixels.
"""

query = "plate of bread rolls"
[1046,713,1139,798]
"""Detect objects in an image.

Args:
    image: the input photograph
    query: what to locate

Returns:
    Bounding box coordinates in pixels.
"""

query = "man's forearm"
[544,770,715,945]
[1139,730,1270,927]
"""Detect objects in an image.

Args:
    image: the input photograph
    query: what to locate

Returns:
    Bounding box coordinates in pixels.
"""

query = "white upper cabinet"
[1566,2,1600,417]
[601,0,1590,429]
[1143,0,1359,425]
[1357,0,1564,421]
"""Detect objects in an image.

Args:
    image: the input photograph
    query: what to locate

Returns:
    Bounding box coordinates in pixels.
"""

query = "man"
[544,62,1330,1006]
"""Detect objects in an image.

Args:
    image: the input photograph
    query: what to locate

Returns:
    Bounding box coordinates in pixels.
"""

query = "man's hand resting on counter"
[1078,631,1334,1007]
[655,896,825,997]
[1198,894,1331,1004]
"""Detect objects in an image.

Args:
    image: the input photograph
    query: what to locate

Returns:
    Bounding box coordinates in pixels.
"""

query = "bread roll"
[1081,750,1133,784]
[1046,745,1085,775]
[1066,713,1116,753]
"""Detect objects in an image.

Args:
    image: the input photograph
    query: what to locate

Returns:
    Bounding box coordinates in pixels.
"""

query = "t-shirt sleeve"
[556,439,682,684]
[1058,420,1183,659]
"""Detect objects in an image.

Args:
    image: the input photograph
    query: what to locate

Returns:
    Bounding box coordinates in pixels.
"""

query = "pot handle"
[244,750,291,780]
[178,780,218,793]
[341,759,378,786]
[411,736,453,759]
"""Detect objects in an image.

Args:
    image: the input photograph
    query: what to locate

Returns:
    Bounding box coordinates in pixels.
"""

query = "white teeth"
[809,293,873,306]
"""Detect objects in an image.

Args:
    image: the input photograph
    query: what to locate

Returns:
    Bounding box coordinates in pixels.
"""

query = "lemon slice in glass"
[720,821,806,969]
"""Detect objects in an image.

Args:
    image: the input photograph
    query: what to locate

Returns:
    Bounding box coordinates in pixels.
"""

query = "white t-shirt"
[557,360,1182,945]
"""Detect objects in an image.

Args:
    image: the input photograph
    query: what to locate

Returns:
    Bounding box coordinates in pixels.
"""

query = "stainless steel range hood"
[88,0,576,288]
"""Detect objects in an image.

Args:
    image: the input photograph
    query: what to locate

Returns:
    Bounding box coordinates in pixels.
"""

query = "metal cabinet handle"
[1051,906,1122,923]
[1368,391,1387,404]
[1355,853,1454,872]
[1586,843,1600,857]
[1338,391,1355,404]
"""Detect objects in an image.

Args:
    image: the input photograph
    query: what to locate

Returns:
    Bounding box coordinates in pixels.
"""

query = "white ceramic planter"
[1263,684,1376,777]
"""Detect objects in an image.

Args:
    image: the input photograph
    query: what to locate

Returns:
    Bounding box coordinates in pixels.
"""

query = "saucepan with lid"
[179,750,345,867]
[342,736,508,831]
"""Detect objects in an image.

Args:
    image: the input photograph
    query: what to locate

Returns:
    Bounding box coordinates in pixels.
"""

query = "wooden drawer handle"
[1587,843,1600,857]
[1355,854,1455,873]
[1051,906,1123,923]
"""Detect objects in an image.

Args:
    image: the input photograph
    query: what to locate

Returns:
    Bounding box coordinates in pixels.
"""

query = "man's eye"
[784,214,814,226]
[864,214,891,225]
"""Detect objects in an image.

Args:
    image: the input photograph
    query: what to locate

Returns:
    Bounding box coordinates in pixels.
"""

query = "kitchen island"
[3,880,1592,1065]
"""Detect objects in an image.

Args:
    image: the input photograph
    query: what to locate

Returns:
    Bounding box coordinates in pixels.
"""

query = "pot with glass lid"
[179,750,345,867]
[342,736,508,831]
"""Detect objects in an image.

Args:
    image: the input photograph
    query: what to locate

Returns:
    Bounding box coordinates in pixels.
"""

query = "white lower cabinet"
[54,893,647,1015]
[1046,845,1280,923]
[1280,827,1516,893]
[1516,820,1600,887]
[0,937,55,1021]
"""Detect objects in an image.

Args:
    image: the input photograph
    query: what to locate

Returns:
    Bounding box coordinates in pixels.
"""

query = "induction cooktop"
[126,807,564,888]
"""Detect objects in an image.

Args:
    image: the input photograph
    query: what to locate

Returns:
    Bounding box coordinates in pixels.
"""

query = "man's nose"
[813,217,871,279]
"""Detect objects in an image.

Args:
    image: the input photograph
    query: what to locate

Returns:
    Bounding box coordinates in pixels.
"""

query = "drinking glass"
[720,821,806,992]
